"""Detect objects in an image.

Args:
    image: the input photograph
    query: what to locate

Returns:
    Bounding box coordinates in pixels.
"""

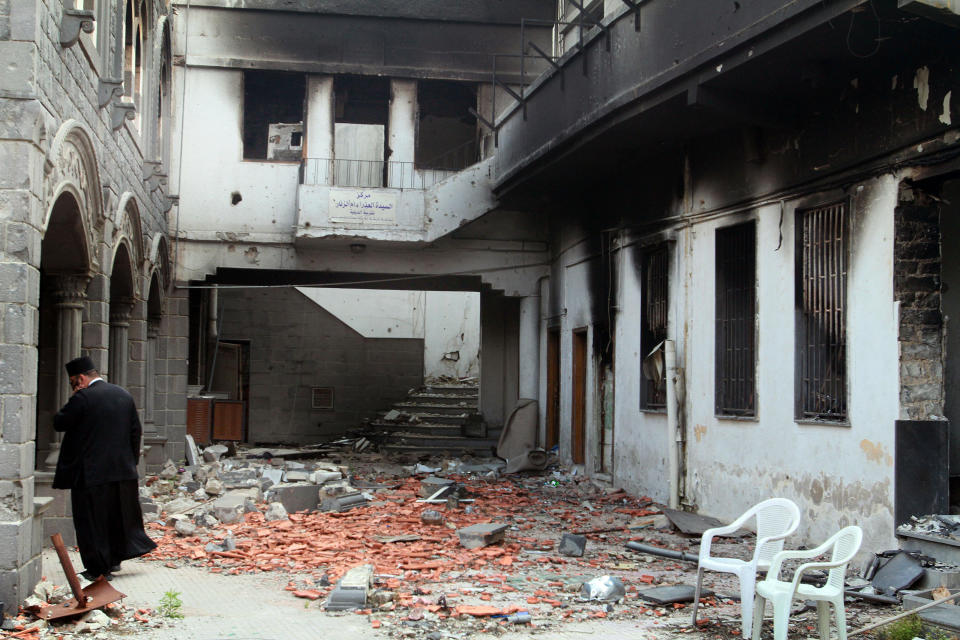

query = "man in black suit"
[53,356,157,581]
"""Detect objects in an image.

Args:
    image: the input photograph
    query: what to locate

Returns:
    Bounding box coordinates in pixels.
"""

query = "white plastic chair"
[691,498,801,637]
[751,525,863,640]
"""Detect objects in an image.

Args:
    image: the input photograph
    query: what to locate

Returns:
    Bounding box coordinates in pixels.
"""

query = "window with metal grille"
[715,222,756,417]
[641,247,669,409]
[311,387,334,410]
[795,202,848,422]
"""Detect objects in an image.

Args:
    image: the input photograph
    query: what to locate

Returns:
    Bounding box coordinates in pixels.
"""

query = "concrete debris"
[457,523,509,549]
[174,518,197,537]
[421,509,444,525]
[559,532,587,557]
[264,502,289,521]
[419,476,456,499]
[320,491,369,513]
[203,444,229,462]
[185,434,201,467]
[324,564,374,611]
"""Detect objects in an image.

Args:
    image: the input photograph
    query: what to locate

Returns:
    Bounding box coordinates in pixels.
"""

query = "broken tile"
[558,533,586,557]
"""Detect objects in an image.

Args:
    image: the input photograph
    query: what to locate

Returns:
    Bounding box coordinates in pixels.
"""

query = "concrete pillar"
[388,79,417,187]
[109,298,133,387]
[44,274,89,471]
[518,295,540,399]
[305,75,334,184]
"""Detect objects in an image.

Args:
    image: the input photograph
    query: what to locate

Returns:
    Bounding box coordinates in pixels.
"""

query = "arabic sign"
[328,188,397,225]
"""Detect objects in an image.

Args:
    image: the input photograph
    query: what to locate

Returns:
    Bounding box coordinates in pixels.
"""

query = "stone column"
[144,320,159,425]
[109,298,133,387]
[518,295,541,400]
[388,79,417,187]
[44,274,89,470]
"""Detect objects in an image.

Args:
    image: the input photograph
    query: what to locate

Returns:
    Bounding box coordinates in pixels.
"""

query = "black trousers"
[71,479,157,577]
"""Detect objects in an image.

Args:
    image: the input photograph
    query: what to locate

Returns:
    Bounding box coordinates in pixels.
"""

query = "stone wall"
[895,182,944,420]
[218,287,424,443]
[0,0,180,610]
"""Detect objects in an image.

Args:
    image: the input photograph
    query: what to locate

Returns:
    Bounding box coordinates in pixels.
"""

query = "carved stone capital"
[60,9,95,48]
[98,78,124,109]
[51,274,90,307]
[110,297,135,325]
[147,319,161,337]
[111,102,136,132]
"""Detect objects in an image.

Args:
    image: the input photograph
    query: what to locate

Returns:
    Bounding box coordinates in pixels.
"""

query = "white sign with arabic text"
[329,188,397,225]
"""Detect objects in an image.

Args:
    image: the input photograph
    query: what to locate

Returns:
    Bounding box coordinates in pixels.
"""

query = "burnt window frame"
[715,220,757,418]
[794,200,849,424]
[640,245,669,411]
[241,70,307,162]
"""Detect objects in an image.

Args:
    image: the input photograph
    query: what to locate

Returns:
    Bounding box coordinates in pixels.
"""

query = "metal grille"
[642,247,669,408]
[796,202,847,421]
[312,387,334,410]
[715,222,756,416]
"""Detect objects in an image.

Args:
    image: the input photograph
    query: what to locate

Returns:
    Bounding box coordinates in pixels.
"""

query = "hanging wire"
[846,0,881,59]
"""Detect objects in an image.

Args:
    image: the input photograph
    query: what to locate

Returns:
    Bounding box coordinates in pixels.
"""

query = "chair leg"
[739,571,757,638]
[751,595,766,640]
[772,597,790,640]
[816,601,831,640]
[691,567,704,627]
[834,598,848,640]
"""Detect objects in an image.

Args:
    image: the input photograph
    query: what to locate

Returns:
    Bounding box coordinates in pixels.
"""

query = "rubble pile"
[124,444,882,637]
[3,580,165,639]
[899,515,960,541]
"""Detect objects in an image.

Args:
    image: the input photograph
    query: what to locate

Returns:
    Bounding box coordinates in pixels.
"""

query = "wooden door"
[571,329,587,464]
[546,329,560,449]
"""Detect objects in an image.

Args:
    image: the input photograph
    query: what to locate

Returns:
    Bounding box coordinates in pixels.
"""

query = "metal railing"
[301,158,459,189]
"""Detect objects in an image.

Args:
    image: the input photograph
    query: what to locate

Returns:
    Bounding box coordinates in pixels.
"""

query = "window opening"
[416,80,478,172]
[332,75,389,186]
[641,246,669,409]
[242,71,306,160]
[715,221,756,417]
[796,202,848,421]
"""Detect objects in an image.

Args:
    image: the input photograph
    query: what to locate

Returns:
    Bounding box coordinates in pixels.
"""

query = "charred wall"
[895,182,944,420]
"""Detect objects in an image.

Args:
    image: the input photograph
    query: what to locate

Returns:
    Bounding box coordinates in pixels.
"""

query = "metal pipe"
[666,339,680,508]
[626,541,697,563]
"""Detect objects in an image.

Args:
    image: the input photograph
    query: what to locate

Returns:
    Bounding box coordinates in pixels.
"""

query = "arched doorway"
[37,191,92,470]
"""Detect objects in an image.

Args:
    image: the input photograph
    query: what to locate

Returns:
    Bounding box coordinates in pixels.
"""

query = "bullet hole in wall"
[231,191,242,205]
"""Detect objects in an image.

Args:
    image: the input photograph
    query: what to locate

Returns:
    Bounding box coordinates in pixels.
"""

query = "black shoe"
[80,570,113,582]
[110,563,121,573]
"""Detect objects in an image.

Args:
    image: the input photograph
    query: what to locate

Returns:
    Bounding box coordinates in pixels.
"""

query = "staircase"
[370,381,501,457]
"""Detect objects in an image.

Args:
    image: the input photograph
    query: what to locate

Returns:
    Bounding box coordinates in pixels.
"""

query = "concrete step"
[393,402,477,415]
[421,385,479,397]
[407,392,478,406]
[372,421,501,439]
[380,439,499,457]
[376,411,472,425]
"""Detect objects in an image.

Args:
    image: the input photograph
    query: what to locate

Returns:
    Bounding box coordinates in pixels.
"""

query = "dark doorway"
[571,328,587,465]
[546,328,560,449]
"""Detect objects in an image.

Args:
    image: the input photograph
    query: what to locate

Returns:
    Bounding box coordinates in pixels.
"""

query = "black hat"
[65,356,95,376]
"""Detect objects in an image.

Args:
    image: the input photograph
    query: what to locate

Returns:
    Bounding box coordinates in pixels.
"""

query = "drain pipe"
[665,339,680,509]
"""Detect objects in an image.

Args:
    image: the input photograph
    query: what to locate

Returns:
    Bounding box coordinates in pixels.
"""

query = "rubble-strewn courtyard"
[7,446,901,640]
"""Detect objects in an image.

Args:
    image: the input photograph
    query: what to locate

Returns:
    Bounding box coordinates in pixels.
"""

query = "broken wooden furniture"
[751,525,863,640]
[691,497,801,637]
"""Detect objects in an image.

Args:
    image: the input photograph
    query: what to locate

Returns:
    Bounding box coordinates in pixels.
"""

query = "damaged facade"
[1,0,960,613]
[0,0,180,609]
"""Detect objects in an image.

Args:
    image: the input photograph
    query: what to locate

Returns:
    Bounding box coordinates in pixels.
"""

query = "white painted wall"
[678,176,899,553]
[295,287,480,379]
[547,176,901,553]
[176,68,300,243]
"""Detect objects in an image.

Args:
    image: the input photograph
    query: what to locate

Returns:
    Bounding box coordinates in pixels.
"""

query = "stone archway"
[109,242,136,387]
[37,189,93,470]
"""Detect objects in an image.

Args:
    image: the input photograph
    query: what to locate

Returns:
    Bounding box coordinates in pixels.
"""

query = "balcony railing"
[301,158,459,189]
